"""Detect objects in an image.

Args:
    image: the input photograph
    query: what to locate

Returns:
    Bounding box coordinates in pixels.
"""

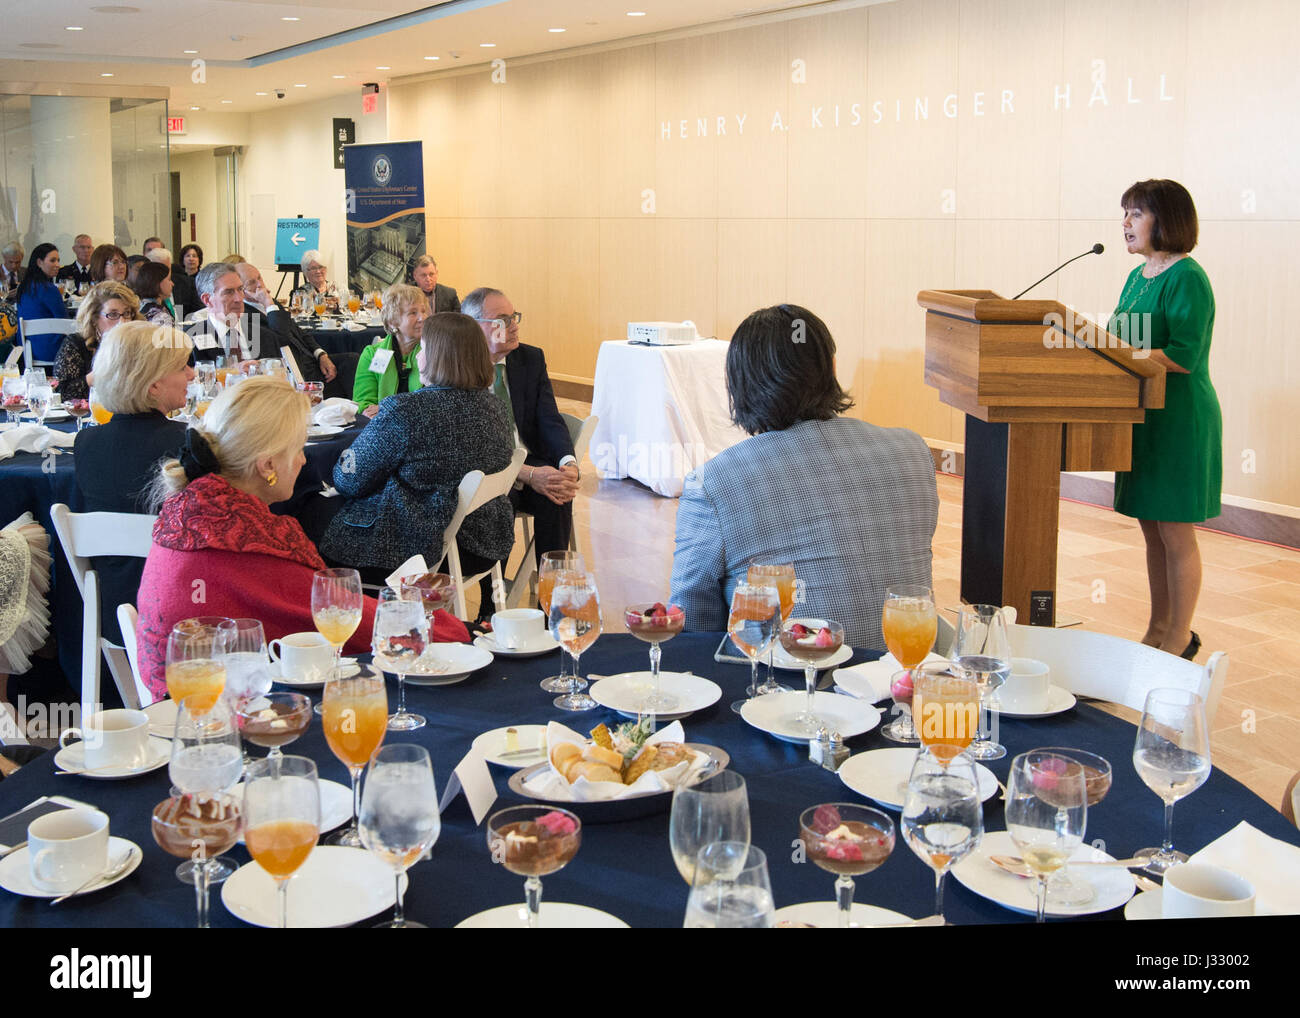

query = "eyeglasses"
[100,310,133,321]
[108,258,127,267]
[476,312,523,327]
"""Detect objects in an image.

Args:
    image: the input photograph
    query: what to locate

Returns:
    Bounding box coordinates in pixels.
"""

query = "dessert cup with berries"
[799,803,895,928]
[778,618,845,736]
[624,601,686,717]
[486,805,582,929]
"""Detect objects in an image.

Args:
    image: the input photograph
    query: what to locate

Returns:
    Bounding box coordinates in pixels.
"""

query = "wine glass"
[1132,688,1211,874]
[537,551,585,692]
[1005,750,1088,922]
[237,692,312,762]
[901,745,983,923]
[486,805,581,929]
[1035,748,1111,906]
[165,622,231,714]
[776,617,845,736]
[669,770,750,884]
[798,803,895,929]
[372,591,428,731]
[311,568,363,671]
[358,744,441,928]
[322,668,387,847]
[683,843,775,928]
[151,791,241,928]
[726,582,781,714]
[747,558,796,695]
[216,618,273,715]
[243,756,321,929]
[26,376,53,426]
[912,661,980,766]
[168,696,244,885]
[880,585,938,742]
[547,572,602,711]
[950,604,1012,760]
[2,374,24,424]
[623,601,685,718]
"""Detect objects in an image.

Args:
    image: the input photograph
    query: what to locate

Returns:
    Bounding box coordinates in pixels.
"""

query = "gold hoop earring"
[266,471,277,487]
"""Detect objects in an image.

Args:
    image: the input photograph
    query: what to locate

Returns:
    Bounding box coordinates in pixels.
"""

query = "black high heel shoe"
[1180,631,1201,661]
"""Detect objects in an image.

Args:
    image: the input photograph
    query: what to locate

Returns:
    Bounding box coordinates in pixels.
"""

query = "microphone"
[1012,244,1104,300]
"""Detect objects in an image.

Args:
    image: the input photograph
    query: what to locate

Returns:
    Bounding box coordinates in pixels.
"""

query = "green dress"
[1108,258,1222,522]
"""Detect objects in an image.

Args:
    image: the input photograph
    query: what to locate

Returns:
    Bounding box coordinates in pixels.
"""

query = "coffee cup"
[28,809,110,893]
[996,658,1051,713]
[1162,863,1255,918]
[492,609,545,649]
[58,708,150,769]
[269,632,337,679]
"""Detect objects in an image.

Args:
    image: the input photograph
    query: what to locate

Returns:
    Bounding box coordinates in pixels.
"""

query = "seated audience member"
[293,250,339,307]
[136,377,469,698]
[353,283,427,417]
[125,254,147,277]
[141,237,164,257]
[56,234,94,291]
[14,243,67,362]
[89,244,128,283]
[53,281,139,401]
[321,313,515,607]
[128,260,175,327]
[411,254,460,313]
[669,304,939,649]
[1,241,24,297]
[172,243,203,316]
[234,261,335,383]
[74,321,193,646]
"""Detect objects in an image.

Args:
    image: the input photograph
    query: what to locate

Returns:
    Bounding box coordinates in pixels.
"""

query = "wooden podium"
[917,290,1165,626]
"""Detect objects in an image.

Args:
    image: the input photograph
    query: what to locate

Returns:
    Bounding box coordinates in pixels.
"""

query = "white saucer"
[1125,888,1162,920]
[344,322,367,332]
[987,686,1077,719]
[0,838,141,898]
[773,901,915,928]
[222,846,407,928]
[400,642,494,685]
[307,424,344,439]
[473,633,559,658]
[770,642,854,672]
[29,409,71,421]
[271,660,360,689]
[237,778,351,841]
[455,902,628,928]
[739,691,880,744]
[951,830,1136,918]
[837,747,1001,811]
[471,725,549,768]
[589,671,722,720]
[54,735,171,779]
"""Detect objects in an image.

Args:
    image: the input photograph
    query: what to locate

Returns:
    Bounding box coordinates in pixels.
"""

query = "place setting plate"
[472,725,549,768]
[588,671,722,721]
[770,642,854,672]
[399,642,494,686]
[222,846,407,928]
[234,779,352,842]
[53,737,171,779]
[271,658,360,690]
[837,747,1001,811]
[456,902,628,929]
[0,838,142,899]
[472,631,560,658]
[987,686,1077,719]
[772,901,916,928]
[950,830,1136,918]
[307,424,345,439]
[739,691,880,744]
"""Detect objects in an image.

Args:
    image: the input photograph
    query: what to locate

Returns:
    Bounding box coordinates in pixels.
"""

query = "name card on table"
[439,744,497,825]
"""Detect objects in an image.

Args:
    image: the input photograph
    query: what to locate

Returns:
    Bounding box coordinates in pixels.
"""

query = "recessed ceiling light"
[66,26,84,31]
[255,91,267,96]
[479,42,496,47]
[332,74,346,79]
[294,83,307,87]
[627,10,647,15]
[91,5,141,13]
[100,72,114,77]
[423,55,439,60]
[190,105,201,110]
[376,65,390,70]
[183,49,198,54]
[281,16,299,21]
[548,27,565,33]
[221,99,232,104]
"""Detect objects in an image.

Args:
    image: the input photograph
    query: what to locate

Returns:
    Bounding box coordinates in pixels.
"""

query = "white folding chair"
[1006,622,1228,725]
[441,446,528,620]
[49,504,157,722]
[19,317,78,371]
[506,413,598,608]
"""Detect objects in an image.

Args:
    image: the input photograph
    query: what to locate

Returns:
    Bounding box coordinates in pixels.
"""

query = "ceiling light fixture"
[255,91,267,96]
[423,55,439,60]
[190,105,200,110]
[332,74,346,78]
[221,99,232,103]
[376,65,390,70]
[294,83,307,87]
[479,42,496,47]
[281,16,300,21]
[548,27,565,33]
[66,26,84,31]
[100,72,114,77]
[627,11,647,16]
[184,49,197,54]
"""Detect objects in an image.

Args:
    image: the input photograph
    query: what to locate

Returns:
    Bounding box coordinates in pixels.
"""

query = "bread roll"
[550,742,581,771]
[649,742,691,771]
[623,745,659,784]
[567,760,622,784]
[583,744,625,770]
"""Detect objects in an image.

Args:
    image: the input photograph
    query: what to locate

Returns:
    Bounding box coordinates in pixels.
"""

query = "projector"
[627,321,698,345]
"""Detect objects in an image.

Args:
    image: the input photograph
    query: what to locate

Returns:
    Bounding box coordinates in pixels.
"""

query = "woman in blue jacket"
[15,243,68,363]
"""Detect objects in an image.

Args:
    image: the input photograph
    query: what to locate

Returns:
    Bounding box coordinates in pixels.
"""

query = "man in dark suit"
[56,234,94,290]
[1,242,24,298]
[413,255,460,314]
[463,286,577,566]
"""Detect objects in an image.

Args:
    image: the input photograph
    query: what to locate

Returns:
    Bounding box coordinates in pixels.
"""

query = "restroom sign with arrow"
[274,217,321,267]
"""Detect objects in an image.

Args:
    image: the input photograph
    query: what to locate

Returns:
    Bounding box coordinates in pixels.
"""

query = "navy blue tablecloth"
[298,321,384,357]
[1,633,1295,928]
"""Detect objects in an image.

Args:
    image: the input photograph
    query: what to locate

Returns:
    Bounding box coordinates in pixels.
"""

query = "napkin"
[522,720,708,802]
[385,555,428,590]
[834,652,948,702]
[1189,821,1300,915]
[312,398,358,427]
[0,424,76,462]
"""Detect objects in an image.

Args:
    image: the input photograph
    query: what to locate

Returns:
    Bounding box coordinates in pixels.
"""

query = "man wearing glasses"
[463,286,579,568]
[57,234,95,290]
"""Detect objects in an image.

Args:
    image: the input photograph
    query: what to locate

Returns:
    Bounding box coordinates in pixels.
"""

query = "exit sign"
[167,117,186,134]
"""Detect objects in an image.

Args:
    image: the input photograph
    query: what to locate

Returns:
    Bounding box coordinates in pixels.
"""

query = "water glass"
[668,770,750,884]
[1132,688,1211,874]
[951,604,1011,760]
[358,744,441,928]
[683,843,775,928]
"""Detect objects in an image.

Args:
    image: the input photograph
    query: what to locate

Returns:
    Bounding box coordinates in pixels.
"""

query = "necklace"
[1115,256,1178,316]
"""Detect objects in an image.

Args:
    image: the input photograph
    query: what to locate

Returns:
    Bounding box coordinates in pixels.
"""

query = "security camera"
[274,89,285,99]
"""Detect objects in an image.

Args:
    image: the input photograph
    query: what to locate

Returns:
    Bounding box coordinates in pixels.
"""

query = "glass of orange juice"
[165,622,232,713]
[311,568,363,669]
[912,663,979,766]
[746,558,796,696]
[243,756,321,929]
[880,585,938,743]
[323,670,387,847]
[537,551,585,693]
[88,385,112,425]
[347,293,361,315]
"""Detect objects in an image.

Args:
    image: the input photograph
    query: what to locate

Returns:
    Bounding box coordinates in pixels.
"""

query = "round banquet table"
[1,633,1295,929]
[295,318,385,357]
[0,416,364,690]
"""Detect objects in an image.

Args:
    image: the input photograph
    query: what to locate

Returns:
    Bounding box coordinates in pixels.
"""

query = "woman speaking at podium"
[1109,179,1221,660]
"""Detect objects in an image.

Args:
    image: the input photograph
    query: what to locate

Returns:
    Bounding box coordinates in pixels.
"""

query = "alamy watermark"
[1042,309,1152,355]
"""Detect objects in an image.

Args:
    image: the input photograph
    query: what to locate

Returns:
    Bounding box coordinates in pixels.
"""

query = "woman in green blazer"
[353,283,429,417]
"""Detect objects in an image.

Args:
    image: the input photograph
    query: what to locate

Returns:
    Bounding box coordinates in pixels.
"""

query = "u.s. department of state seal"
[372,154,392,186]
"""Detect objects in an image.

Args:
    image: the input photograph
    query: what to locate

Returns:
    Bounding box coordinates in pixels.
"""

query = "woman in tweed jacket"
[320,313,515,579]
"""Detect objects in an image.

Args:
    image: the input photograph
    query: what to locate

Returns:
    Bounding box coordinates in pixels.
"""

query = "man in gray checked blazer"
[669,304,938,650]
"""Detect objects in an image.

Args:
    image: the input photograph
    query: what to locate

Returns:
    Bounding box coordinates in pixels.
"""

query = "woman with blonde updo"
[53,281,140,400]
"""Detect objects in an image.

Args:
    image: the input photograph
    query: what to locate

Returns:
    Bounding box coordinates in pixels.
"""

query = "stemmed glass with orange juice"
[727,582,781,714]
[911,662,980,766]
[547,572,602,711]
[347,292,361,316]
[537,551,585,693]
[312,568,363,666]
[165,619,232,713]
[322,669,387,847]
[243,755,321,929]
[88,385,112,425]
[747,558,795,696]
[880,585,938,743]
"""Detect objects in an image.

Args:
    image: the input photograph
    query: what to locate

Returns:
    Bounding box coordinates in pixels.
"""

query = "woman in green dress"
[353,283,428,417]
[1109,179,1221,660]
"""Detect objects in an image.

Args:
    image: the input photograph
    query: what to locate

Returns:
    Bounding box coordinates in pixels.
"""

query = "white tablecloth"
[589,340,748,497]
